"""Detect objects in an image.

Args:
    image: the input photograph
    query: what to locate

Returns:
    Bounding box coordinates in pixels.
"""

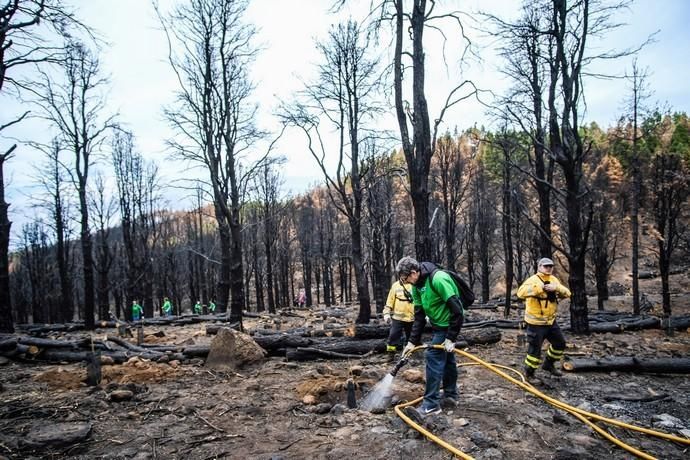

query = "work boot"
[542,359,563,377]
[523,365,537,381]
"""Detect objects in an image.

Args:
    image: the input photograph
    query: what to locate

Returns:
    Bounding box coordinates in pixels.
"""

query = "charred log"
[563,357,690,374]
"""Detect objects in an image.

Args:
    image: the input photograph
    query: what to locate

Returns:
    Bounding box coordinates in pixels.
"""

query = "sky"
[2,0,689,244]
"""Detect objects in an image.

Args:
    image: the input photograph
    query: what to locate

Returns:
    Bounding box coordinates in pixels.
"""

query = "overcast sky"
[2,0,689,242]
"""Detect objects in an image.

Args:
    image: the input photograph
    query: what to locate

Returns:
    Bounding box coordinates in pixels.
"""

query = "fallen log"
[587,316,660,333]
[458,328,502,347]
[463,319,522,330]
[0,337,18,351]
[106,335,152,353]
[563,357,690,374]
[285,338,386,361]
[17,336,95,349]
[204,322,242,335]
[285,328,502,361]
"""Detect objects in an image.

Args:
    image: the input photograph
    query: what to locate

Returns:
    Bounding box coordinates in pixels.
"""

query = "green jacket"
[162,300,172,313]
[408,262,464,344]
[132,303,144,318]
[194,302,203,314]
[208,302,216,312]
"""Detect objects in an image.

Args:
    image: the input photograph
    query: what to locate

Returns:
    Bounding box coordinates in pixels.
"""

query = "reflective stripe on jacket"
[516,273,571,326]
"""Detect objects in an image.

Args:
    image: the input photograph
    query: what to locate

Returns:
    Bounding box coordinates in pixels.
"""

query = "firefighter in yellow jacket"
[383,280,415,353]
[516,257,571,379]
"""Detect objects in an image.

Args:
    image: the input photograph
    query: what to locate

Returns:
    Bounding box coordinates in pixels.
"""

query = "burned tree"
[282,20,379,323]
[112,129,162,318]
[32,42,115,328]
[433,133,470,271]
[90,173,117,320]
[31,138,75,322]
[0,0,87,332]
[157,0,263,323]
[372,0,477,260]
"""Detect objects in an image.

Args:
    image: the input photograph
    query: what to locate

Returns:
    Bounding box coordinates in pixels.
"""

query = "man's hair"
[396,256,420,278]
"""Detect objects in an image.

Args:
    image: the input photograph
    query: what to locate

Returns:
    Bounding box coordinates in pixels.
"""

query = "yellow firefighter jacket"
[516,273,571,325]
[383,281,415,323]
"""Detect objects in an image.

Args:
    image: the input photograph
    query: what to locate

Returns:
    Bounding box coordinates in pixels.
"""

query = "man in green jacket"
[194,300,203,314]
[131,300,144,321]
[208,300,216,313]
[397,256,464,419]
[162,297,173,316]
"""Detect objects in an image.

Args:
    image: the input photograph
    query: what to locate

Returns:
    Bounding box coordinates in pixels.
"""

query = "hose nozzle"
[389,357,409,377]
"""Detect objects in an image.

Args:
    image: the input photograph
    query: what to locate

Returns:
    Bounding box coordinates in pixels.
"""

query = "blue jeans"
[422,331,459,410]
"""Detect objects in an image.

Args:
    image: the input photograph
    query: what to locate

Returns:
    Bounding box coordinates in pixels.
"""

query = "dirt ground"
[1,286,690,459]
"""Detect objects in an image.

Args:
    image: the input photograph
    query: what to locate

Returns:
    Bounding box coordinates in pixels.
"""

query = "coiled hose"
[393,345,690,460]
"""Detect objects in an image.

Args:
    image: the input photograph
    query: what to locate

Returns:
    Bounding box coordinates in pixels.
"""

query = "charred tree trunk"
[0,149,13,333]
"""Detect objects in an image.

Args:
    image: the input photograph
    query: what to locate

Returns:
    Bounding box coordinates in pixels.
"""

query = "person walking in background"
[297,287,306,308]
[208,299,216,313]
[516,257,571,380]
[131,300,144,321]
[383,279,415,354]
[162,297,173,316]
[194,300,203,314]
[397,256,465,419]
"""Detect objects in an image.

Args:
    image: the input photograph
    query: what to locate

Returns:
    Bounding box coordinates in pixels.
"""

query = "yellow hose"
[394,345,690,460]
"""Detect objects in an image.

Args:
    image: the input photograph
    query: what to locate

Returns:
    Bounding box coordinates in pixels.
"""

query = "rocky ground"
[1,292,690,460]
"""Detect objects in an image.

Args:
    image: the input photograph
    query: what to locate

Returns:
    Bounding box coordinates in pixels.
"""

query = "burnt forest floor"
[1,294,690,460]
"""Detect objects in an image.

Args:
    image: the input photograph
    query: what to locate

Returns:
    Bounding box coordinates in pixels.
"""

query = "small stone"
[470,431,496,448]
[109,390,134,402]
[309,403,332,414]
[484,389,497,397]
[99,355,115,365]
[302,394,317,405]
[370,425,392,434]
[678,428,690,438]
[454,418,470,427]
[401,369,424,383]
[330,404,346,415]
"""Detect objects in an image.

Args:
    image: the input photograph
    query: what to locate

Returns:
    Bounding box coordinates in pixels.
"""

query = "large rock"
[205,328,266,370]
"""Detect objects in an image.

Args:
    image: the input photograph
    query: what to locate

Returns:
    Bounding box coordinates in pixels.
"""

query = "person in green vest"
[194,300,203,314]
[162,297,173,316]
[208,300,216,313]
[131,300,144,321]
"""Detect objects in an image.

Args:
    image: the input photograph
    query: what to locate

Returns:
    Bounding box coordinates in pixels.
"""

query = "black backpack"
[429,267,476,310]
